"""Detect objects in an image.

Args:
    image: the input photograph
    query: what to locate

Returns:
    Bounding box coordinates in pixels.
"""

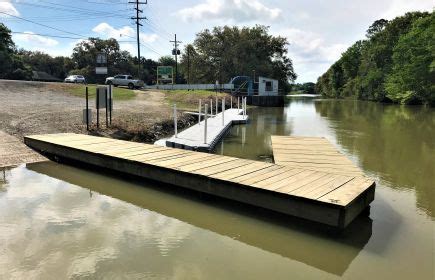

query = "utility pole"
[187,47,191,85]
[129,0,147,78]
[170,34,181,84]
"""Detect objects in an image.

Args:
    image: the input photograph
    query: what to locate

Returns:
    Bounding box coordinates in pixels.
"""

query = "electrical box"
[96,86,107,109]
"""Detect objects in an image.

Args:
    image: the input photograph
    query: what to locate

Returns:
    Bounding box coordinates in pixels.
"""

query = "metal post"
[86,87,89,131]
[96,88,99,129]
[222,98,225,126]
[231,96,233,109]
[173,104,177,138]
[198,99,201,125]
[105,89,108,128]
[109,84,112,125]
[204,104,208,144]
[237,97,240,111]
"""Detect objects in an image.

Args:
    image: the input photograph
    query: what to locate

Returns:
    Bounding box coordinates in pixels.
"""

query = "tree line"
[0,23,296,90]
[178,25,296,91]
[316,11,434,106]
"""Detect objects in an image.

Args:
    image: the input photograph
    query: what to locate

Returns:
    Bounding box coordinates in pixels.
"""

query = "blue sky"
[0,0,433,82]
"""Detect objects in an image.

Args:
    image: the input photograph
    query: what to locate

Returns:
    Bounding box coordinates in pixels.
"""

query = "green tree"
[385,13,435,105]
[18,50,74,79]
[158,55,176,66]
[316,11,433,105]
[179,25,296,91]
[71,38,140,82]
[0,23,31,80]
[366,19,389,38]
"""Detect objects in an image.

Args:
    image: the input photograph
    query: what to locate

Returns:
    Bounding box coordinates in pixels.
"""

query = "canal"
[0,98,433,279]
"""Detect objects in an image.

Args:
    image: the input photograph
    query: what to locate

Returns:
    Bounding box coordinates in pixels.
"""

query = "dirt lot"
[0,80,230,144]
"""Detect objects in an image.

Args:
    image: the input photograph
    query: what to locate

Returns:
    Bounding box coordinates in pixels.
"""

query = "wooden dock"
[271,136,364,176]
[24,133,375,228]
[163,108,247,151]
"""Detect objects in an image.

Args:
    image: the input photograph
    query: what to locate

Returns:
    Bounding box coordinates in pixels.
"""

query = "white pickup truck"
[105,75,144,89]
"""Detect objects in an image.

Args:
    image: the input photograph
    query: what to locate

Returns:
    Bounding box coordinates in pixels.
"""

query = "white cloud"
[92,22,160,58]
[92,22,158,44]
[177,0,281,22]
[0,0,19,17]
[277,28,348,82]
[380,0,434,19]
[13,32,59,47]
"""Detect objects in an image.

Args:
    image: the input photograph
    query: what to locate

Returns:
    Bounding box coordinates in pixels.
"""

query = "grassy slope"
[163,90,227,111]
[66,84,136,100]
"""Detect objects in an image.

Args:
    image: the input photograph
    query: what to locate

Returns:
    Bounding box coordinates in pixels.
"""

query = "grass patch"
[288,90,305,95]
[163,89,227,110]
[66,84,136,100]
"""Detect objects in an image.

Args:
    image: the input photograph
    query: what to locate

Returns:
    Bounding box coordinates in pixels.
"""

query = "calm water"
[1,98,434,279]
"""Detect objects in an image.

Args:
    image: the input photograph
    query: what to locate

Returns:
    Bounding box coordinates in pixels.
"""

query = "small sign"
[96,67,108,75]
[157,66,174,84]
[96,53,107,64]
[96,86,107,109]
[82,109,92,124]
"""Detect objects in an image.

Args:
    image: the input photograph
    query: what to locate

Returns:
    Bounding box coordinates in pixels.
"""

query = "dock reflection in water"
[27,161,372,277]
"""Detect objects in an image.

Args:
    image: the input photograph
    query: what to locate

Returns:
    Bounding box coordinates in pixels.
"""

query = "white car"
[65,75,86,83]
[105,75,144,89]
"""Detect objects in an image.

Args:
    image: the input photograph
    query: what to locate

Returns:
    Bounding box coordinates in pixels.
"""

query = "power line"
[0,11,87,37]
[11,32,85,40]
[11,31,136,43]
[120,33,162,56]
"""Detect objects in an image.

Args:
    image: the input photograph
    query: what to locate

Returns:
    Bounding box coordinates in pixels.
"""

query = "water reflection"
[0,165,196,279]
[29,161,372,276]
[314,100,435,217]
[0,167,10,192]
[218,97,434,218]
[214,107,292,161]
[2,98,434,279]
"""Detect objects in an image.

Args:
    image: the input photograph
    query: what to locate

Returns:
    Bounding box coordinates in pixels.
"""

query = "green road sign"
[157,66,173,84]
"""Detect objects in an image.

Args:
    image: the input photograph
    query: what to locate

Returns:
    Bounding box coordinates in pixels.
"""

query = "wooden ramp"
[24,133,375,229]
[0,131,47,168]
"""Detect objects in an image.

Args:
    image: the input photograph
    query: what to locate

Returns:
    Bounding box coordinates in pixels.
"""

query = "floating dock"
[271,136,364,176]
[164,108,247,151]
[24,133,375,229]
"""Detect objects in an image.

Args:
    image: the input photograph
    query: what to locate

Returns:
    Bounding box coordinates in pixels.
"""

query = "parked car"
[64,75,86,83]
[105,75,144,89]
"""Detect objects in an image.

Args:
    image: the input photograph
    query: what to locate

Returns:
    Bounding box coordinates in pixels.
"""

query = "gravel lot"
[0,80,173,141]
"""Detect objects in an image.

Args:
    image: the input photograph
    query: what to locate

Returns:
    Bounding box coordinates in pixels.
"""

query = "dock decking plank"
[211,162,273,180]
[231,165,285,183]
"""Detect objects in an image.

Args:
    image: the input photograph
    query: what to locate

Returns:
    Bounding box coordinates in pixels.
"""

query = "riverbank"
[0,80,222,144]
